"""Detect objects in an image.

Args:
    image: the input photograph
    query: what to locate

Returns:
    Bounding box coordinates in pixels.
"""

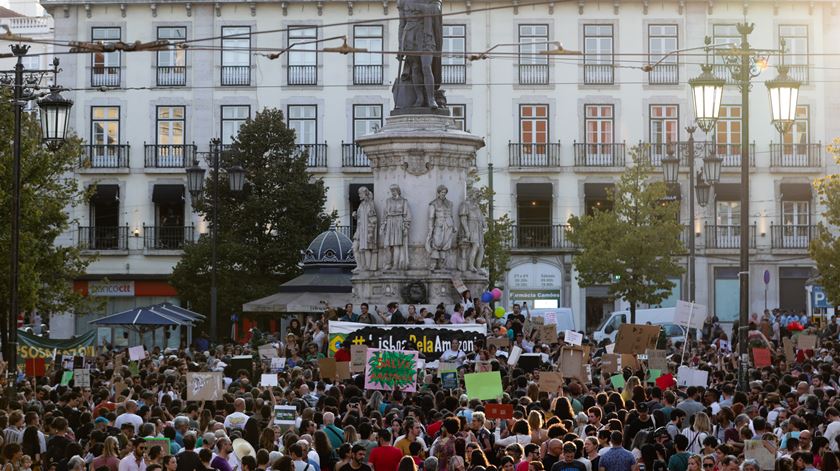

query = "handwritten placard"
[564,330,583,346]
[646,349,668,371]
[615,324,661,354]
[538,372,564,393]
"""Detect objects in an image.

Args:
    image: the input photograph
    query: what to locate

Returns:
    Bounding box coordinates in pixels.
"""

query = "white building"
[42,0,840,334]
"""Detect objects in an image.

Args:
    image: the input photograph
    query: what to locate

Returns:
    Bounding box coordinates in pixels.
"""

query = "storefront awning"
[152,184,184,204]
[90,184,119,204]
[242,291,349,313]
[780,182,812,201]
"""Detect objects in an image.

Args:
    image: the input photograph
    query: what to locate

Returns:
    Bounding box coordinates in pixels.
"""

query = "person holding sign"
[439,339,467,369]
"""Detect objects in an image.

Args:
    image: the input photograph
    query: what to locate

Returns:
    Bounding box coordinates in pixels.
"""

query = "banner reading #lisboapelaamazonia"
[328,321,486,362]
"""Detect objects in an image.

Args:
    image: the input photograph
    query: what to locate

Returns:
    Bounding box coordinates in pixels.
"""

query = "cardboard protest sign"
[676,366,708,387]
[646,349,668,371]
[451,276,468,294]
[25,358,45,377]
[128,345,145,361]
[538,324,558,343]
[364,348,418,392]
[559,347,587,380]
[485,403,513,420]
[488,337,509,350]
[186,372,224,401]
[744,440,776,470]
[564,330,583,346]
[258,344,278,359]
[798,334,818,351]
[74,369,90,388]
[538,372,563,393]
[783,338,796,363]
[752,348,772,368]
[60,370,73,386]
[464,371,503,400]
[261,373,278,387]
[319,358,337,380]
[621,354,640,372]
[601,354,621,374]
[675,300,707,330]
[336,361,351,380]
[441,371,458,389]
[274,405,296,425]
[615,324,661,354]
[350,345,368,373]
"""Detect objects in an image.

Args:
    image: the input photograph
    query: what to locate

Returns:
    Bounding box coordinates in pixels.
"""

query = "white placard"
[675,300,707,330]
[564,330,583,346]
[605,343,615,354]
[417,359,425,370]
[677,365,709,387]
[274,405,297,425]
[261,373,278,387]
[270,357,286,372]
[73,369,90,388]
[258,344,278,359]
[507,345,522,366]
[128,346,145,361]
[543,312,557,324]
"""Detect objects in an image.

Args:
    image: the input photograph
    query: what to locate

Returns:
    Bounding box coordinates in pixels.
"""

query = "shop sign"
[89,280,135,297]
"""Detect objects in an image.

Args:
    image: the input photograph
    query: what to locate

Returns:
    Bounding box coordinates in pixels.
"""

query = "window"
[353,25,383,85]
[220,105,250,146]
[156,106,186,166]
[585,105,613,145]
[648,25,678,84]
[89,106,121,167]
[649,105,679,164]
[288,105,317,145]
[157,27,186,86]
[85,185,122,250]
[716,200,740,226]
[353,105,382,139]
[779,25,808,83]
[518,24,548,85]
[221,26,251,86]
[715,105,741,164]
[288,26,317,85]
[713,24,738,83]
[91,27,120,87]
[584,25,614,85]
[152,185,187,250]
[519,105,548,146]
[782,200,809,227]
[442,25,466,84]
[777,105,811,165]
[581,105,615,165]
[781,105,809,146]
[450,104,466,131]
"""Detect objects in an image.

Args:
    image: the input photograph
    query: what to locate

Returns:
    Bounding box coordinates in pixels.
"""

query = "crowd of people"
[1,300,837,471]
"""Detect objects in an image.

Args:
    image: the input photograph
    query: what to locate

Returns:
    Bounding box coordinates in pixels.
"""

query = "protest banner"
[615,324,661,354]
[621,354,640,371]
[350,345,368,373]
[538,372,563,393]
[186,372,224,401]
[465,371,503,400]
[646,349,668,371]
[485,403,513,420]
[328,322,486,361]
[656,373,676,389]
[647,369,662,383]
[16,329,97,366]
[538,324,557,343]
[74,369,90,388]
[274,405,296,425]
[364,349,418,392]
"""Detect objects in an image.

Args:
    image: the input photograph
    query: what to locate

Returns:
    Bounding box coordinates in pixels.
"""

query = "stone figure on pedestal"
[380,184,412,270]
[352,186,378,272]
[458,189,486,273]
[393,0,443,110]
[425,185,455,270]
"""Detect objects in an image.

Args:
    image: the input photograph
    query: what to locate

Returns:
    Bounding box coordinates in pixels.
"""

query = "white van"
[503,308,576,332]
[592,307,683,343]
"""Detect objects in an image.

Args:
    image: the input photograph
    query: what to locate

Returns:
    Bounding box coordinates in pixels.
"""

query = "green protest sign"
[464,372,503,400]
[364,349,418,392]
[610,374,625,389]
[647,369,662,383]
[60,370,73,386]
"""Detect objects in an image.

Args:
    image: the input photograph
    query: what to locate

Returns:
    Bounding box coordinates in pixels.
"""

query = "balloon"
[481,291,493,303]
[494,306,506,318]
[491,288,503,300]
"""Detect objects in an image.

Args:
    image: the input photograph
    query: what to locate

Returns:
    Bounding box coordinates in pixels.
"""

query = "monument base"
[352,270,488,306]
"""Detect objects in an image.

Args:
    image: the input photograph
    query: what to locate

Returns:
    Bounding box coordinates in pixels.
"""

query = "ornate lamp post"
[186,139,245,341]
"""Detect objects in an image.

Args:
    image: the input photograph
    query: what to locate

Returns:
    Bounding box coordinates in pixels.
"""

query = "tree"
[566,148,685,324]
[171,108,332,340]
[0,91,93,358]
[809,139,840,305]
[468,172,512,288]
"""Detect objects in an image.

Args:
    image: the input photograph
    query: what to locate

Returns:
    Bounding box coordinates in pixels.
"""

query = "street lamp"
[661,147,680,185]
[0,46,72,376]
[766,64,800,134]
[689,64,725,134]
[187,139,245,342]
[694,171,711,208]
[702,151,723,185]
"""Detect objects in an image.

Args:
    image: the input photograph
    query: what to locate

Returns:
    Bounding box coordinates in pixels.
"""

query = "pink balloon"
[491,288,502,300]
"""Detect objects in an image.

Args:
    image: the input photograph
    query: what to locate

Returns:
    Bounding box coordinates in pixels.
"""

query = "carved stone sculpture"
[352,186,378,272]
[458,189,486,273]
[425,185,455,270]
[380,184,412,270]
[393,0,443,110]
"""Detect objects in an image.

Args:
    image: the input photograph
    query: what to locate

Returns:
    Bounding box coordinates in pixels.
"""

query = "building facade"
[42,0,840,333]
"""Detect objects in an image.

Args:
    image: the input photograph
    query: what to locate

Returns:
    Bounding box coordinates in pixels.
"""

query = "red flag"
[655,373,676,390]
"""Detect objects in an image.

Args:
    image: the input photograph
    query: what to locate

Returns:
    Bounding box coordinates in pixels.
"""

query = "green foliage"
[0,90,93,350]
[171,108,332,340]
[566,147,685,323]
[469,171,512,287]
[810,139,840,306]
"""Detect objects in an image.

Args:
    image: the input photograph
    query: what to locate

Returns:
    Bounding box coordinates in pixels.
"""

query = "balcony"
[583,64,614,85]
[648,63,678,85]
[510,225,576,251]
[712,143,755,167]
[518,64,548,85]
[704,223,756,249]
[144,144,197,169]
[712,64,737,85]
[336,225,352,239]
[288,65,317,85]
[770,143,822,168]
[640,143,689,167]
[771,224,816,250]
[508,142,561,168]
[81,144,130,169]
[157,66,186,86]
[342,143,369,168]
[78,226,128,251]
[91,67,120,87]
[441,64,466,84]
[221,65,250,86]
[296,143,328,167]
[143,225,195,250]
[787,64,809,84]
[353,65,383,85]
[574,142,626,168]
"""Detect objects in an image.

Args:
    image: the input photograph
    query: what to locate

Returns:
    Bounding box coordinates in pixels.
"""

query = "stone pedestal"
[352,113,488,306]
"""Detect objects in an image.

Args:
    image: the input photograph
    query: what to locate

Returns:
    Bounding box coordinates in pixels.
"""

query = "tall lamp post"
[675,26,800,389]
[0,45,73,374]
[186,139,245,342]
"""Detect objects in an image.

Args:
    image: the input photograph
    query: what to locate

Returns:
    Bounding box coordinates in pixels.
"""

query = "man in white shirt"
[224,398,250,430]
[440,339,467,368]
[114,400,144,434]
[118,437,148,471]
[824,408,840,451]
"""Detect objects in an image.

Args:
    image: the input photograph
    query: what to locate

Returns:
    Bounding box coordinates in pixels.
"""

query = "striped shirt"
[3,426,23,445]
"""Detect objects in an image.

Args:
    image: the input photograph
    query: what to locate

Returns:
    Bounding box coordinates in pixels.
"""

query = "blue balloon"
[481,291,493,303]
